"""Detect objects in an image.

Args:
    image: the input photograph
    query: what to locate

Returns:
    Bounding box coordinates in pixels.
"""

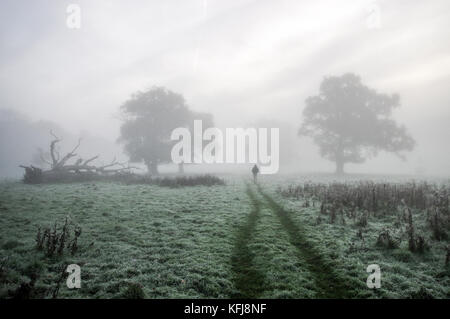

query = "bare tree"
[20,132,138,183]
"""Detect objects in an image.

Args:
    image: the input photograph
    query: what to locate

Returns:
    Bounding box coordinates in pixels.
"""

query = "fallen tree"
[20,131,138,184]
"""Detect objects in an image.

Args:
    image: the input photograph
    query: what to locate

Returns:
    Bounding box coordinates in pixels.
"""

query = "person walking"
[252,164,259,183]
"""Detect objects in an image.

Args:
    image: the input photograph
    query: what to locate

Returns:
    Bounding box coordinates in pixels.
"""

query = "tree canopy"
[118,86,213,174]
[299,73,415,174]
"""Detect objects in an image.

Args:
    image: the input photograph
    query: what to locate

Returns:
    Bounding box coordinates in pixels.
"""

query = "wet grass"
[0,176,449,298]
[258,185,361,298]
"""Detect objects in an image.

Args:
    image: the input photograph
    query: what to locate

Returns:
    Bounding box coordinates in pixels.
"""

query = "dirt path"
[256,184,355,298]
[231,182,355,298]
[230,184,266,298]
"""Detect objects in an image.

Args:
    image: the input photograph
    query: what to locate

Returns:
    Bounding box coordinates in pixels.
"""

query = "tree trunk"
[146,161,159,175]
[335,139,345,175]
[335,159,344,175]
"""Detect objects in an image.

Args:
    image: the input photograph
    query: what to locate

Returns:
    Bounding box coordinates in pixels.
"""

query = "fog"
[1,0,450,177]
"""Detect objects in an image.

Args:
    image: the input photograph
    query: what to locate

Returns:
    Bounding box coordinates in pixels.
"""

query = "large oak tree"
[299,73,415,174]
[118,87,190,174]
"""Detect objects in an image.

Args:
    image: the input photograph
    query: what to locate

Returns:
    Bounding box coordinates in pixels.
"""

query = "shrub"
[329,208,336,224]
[392,249,413,262]
[11,280,36,299]
[415,235,428,253]
[122,282,145,299]
[356,211,368,227]
[154,174,225,188]
[376,229,399,249]
[279,181,433,213]
[125,174,226,188]
[428,209,447,241]
[404,209,429,253]
[36,217,82,257]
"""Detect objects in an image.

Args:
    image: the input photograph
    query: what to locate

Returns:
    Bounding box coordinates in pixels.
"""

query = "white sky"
[1,0,450,174]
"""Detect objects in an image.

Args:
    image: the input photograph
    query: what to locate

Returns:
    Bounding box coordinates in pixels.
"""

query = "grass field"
[0,175,449,299]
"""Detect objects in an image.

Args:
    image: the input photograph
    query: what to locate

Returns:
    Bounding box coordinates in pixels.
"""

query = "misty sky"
[1,0,449,175]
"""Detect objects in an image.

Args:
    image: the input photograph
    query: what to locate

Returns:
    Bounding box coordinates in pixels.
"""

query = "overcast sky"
[1,0,449,174]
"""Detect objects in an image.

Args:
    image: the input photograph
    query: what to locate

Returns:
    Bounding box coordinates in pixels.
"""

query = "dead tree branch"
[20,133,137,183]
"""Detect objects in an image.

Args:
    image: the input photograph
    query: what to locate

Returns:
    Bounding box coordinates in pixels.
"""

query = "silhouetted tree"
[118,86,213,175]
[299,73,415,174]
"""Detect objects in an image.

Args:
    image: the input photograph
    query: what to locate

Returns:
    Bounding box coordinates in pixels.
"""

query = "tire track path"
[230,184,266,298]
[257,184,354,298]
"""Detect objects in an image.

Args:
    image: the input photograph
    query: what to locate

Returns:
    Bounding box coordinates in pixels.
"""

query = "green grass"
[0,176,449,298]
